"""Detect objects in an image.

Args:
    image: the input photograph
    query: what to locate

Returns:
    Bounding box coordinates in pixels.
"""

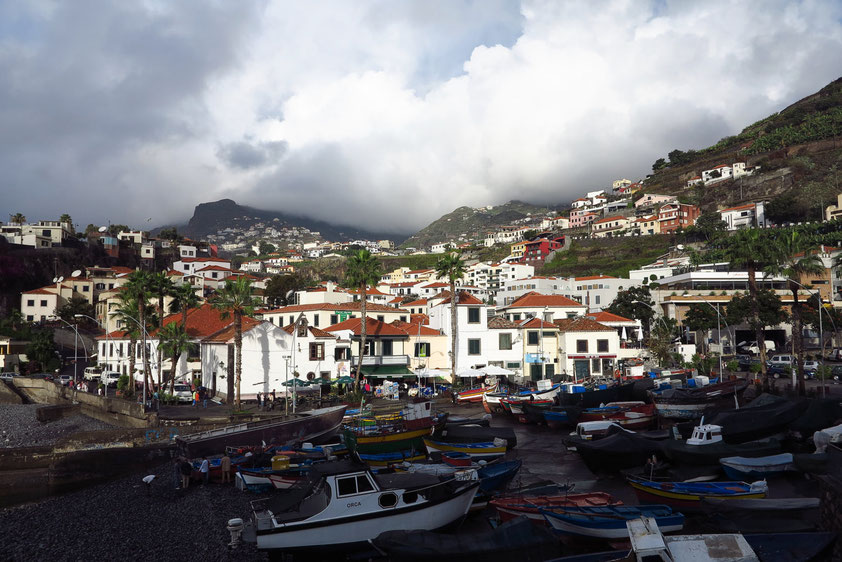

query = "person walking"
[256,392,262,410]
[199,457,210,485]
[180,458,193,489]
[201,387,208,409]
[220,452,232,484]
[192,390,200,408]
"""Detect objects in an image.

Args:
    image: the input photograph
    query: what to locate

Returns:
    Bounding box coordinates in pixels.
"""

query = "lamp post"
[696,300,729,379]
[789,280,825,397]
[75,313,109,396]
[51,316,84,384]
[291,313,307,414]
[109,311,149,410]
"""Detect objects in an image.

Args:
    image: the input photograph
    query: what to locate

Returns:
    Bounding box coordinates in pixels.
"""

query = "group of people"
[66,379,92,393]
[256,390,286,411]
[175,452,232,490]
[191,386,210,408]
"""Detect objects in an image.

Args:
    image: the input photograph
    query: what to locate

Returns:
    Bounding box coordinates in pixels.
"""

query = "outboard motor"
[227,518,244,549]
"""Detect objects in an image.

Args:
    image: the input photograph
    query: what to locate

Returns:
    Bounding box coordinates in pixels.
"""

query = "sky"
[2,0,842,235]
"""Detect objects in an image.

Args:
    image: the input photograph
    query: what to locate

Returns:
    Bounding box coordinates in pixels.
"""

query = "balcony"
[352,355,410,366]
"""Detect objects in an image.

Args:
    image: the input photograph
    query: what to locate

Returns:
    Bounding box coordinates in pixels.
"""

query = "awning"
[360,365,415,378]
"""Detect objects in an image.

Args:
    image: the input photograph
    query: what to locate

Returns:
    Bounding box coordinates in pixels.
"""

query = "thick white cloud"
[1,0,841,234]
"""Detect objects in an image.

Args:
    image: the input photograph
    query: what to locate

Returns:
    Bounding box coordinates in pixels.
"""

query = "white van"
[100,371,121,386]
[767,354,795,368]
[83,367,102,381]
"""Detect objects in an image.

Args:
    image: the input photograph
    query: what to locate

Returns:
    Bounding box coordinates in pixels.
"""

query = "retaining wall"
[0,381,23,404]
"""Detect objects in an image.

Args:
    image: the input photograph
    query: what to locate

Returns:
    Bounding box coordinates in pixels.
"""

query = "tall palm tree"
[112,296,141,391]
[435,252,466,380]
[158,322,192,395]
[10,213,25,226]
[170,282,201,328]
[345,250,382,392]
[720,229,779,384]
[122,270,155,391]
[211,277,261,409]
[765,231,824,395]
[149,272,174,386]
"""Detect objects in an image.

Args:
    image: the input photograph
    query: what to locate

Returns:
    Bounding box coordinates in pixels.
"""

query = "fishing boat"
[237,459,479,554]
[565,429,665,473]
[504,398,554,421]
[175,405,347,458]
[432,424,517,450]
[661,423,782,465]
[371,514,562,562]
[455,384,498,404]
[490,492,622,525]
[705,396,808,443]
[651,379,748,420]
[423,437,507,461]
[557,379,651,408]
[577,402,656,430]
[358,450,427,467]
[343,401,443,457]
[485,384,560,414]
[627,476,767,510]
[540,504,685,539]
[543,406,582,429]
[398,459,522,494]
[720,453,795,480]
[701,497,821,533]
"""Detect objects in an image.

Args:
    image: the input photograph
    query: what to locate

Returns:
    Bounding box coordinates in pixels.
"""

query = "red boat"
[491,492,622,525]
[456,385,498,404]
[579,401,656,430]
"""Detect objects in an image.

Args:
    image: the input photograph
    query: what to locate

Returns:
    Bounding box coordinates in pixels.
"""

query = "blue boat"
[720,453,794,480]
[358,450,426,466]
[540,504,685,539]
[477,459,522,493]
[543,406,582,429]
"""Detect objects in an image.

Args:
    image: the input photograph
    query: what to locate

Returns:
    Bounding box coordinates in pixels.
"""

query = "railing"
[352,355,410,366]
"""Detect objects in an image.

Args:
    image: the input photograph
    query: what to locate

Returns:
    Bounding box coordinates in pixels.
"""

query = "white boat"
[239,459,479,553]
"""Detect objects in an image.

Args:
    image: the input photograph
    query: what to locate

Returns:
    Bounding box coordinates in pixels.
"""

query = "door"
[574,360,589,381]
[529,364,542,381]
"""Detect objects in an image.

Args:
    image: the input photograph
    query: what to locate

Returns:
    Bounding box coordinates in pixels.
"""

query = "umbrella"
[456,368,485,378]
[310,377,331,385]
[281,378,311,387]
[479,365,514,376]
[333,376,356,385]
[637,327,644,341]
[621,327,627,340]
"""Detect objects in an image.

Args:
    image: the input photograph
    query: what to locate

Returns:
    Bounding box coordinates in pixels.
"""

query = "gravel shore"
[0,461,267,562]
[0,405,116,448]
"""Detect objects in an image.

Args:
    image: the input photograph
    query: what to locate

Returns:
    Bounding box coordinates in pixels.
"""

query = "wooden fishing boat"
[540,504,685,539]
[701,497,821,534]
[578,401,649,422]
[661,423,782,465]
[237,459,479,554]
[455,384,498,404]
[175,405,347,458]
[343,401,443,456]
[490,492,622,525]
[358,450,427,467]
[371,514,561,562]
[719,453,795,480]
[423,437,507,461]
[627,476,767,511]
[566,429,664,473]
[652,379,748,420]
[507,398,554,422]
[543,406,582,429]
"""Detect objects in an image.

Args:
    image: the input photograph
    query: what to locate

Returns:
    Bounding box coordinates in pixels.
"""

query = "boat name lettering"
[347,501,362,508]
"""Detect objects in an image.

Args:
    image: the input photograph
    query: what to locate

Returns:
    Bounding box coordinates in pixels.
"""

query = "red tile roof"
[553,317,614,332]
[403,299,428,306]
[586,311,635,323]
[488,316,520,329]
[264,302,406,314]
[520,318,558,329]
[196,265,233,272]
[390,321,441,336]
[506,292,585,309]
[282,325,336,338]
[202,316,264,342]
[324,317,409,337]
[574,275,617,281]
[179,257,230,263]
[719,203,756,213]
[432,291,484,305]
[22,287,56,295]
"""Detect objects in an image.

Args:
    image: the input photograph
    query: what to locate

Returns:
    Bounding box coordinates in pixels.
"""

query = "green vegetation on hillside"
[540,236,674,278]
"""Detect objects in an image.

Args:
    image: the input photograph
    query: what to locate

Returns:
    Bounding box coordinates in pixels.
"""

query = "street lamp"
[108,311,149,410]
[51,316,85,384]
[789,279,826,397]
[696,300,729,379]
[75,313,110,396]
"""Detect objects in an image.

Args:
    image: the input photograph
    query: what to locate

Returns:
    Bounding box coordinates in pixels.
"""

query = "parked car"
[768,364,790,378]
[0,372,17,380]
[101,371,121,387]
[27,373,54,381]
[737,340,776,356]
[83,367,102,381]
[767,354,795,368]
[172,384,193,404]
[831,365,842,381]
[827,348,842,362]
[735,355,754,371]
[58,374,73,386]
[802,360,821,378]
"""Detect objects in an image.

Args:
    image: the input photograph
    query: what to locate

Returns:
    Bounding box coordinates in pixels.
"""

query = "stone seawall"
[0,381,23,404]
[12,378,152,428]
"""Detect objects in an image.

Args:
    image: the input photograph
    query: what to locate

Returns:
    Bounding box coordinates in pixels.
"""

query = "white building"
[555,317,621,381]
[173,257,232,275]
[719,202,767,230]
[497,292,587,322]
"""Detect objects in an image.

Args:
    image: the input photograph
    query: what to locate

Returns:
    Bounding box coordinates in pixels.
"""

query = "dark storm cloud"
[217,140,288,170]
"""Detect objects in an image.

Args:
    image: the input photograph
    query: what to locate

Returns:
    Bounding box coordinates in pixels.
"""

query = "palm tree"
[112,296,142,391]
[765,231,824,395]
[435,252,467,380]
[10,213,25,226]
[148,272,174,387]
[158,322,192,395]
[211,277,261,409]
[122,270,155,392]
[59,214,73,232]
[720,229,779,384]
[345,250,382,392]
[170,282,201,328]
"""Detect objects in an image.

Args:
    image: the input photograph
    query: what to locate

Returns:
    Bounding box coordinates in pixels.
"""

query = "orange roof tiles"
[390,320,441,336]
[506,292,585,309]
[281,325,336,338]
[324,317,409,337]
[553,317,614,332]
[587,311,635,323]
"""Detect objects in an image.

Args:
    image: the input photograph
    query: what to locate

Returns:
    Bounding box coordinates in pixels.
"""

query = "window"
[512,313,521,321]
[377,315,384,321]
[313,314,320,327]
[82,286,90,292]
[468,339,481,355]
[592,358,600,372]
[27,299,34,307]
[289,316,294,326]
[335,348,350,360]
[330,314,338,325]
[382,340,393,356]
[597,339,609,352]
[40,300,47,307]
[337,476,357,496]
[506,361,521,369]
[26,315,33,321]
[594,295,600,305]
[498,333,512,350]
[309,343,324,361]
[414,342,430,358]
[467,308,480,323]
[545,364,555,378]
[400,316,407,322]
[527,331,539,345]
[576,340,588,353]
[363,340,375,356]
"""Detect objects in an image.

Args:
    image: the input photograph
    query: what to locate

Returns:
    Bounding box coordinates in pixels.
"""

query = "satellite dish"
[98,226,107,233]
[71,269,82,278]
[676,244,685,251]
[286,290,294,299]
[57,276,64,283]
[52,277,57,283]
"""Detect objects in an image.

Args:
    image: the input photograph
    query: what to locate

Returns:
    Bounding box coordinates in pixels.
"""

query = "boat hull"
[175,405,347,458]
[542,507,684,539]
[423,438,506,461]
[343,426,432,455]
[253,481,479,551]
[627,477,766,511]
